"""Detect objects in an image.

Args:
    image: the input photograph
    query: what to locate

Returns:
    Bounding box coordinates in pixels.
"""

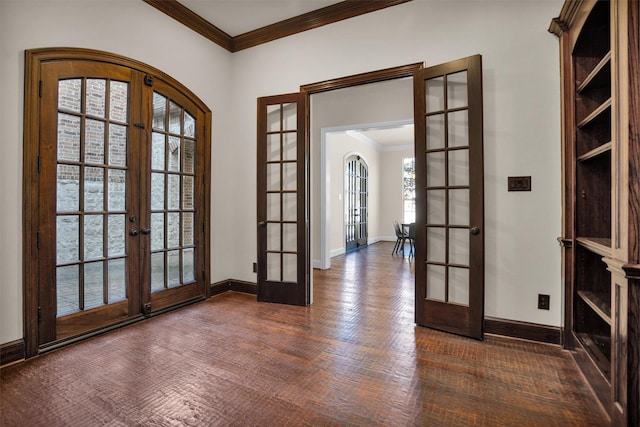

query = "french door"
[413,55,485,340]
[345,155,368,252]
[24,49,211,354]
[256,93,308,306]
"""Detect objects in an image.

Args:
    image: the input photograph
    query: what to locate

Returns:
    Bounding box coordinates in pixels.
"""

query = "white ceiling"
[358,126,414,148]
[179,0,342,36]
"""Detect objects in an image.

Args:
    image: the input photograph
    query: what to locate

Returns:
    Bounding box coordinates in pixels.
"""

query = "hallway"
[1,242,606,426]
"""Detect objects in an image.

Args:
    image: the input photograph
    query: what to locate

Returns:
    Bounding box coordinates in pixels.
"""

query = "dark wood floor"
[1,242,607,426]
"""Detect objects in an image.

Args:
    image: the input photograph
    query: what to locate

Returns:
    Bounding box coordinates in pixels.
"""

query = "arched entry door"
[23,48,211,356]
[345,155,368,253]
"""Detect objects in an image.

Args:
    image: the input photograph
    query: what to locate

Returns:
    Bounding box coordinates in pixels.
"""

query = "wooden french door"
[25,49,210,353]
[256,93,309,306]
[345,155,368,252]
[413,55,485,340]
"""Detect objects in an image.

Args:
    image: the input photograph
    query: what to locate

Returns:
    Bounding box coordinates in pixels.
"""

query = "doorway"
[344,155,368,253]
[23,48,211,356]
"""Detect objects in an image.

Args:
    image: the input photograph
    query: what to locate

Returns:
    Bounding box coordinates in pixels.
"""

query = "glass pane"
[426,114,445,150]
[267,253,281,281]
[267,193,280,221]
[168,136,181,172]
[57,265,79,316]
[108,259,126,303]
[85,119,105,164]
[426,152,445,187]
[282,103,297,131]
[57,165,79,212]
[426,265,446,302]
[109,124,127,167]
[283,254,297,282]
[153,93,166,131]
[449,189,469,226]
[447,71,468,110]
[168,250,180,288]
[57,113,81,162]
[152,133,165,170]
[57,215,79,264]
[267,163,280,191]
[109,81,128,122]
[448,149,469,187]
[167,175,180,210]
[426,190,445,225]
[151,213,165,250]
[183,111,195,138]
[449,228,469,265]
[449,267,469,305]
[167,212,180,248]
[283,133,296,161]
[84,167,105,212]
[182,248,195,283]
[108,214,125,256]
[426,227,446,263]
[448,110,469,148]
[108,169,126,211]
[282,193,296,221]
[84,215,104,260]
[84,261,104,310]
[169,101,181,134]
[58,79,81,112]
[182,212,193,246]
[282,163,296,191]
[267,134,280,162]
[283,223,296,252]
[184,140,195,174]
[151,173,165,210]
[267,105,280,132]
[151,252,165,292]
[426,76,444,113]
[267,223,280,251]
[182,176,194,209]
[86,79,106,118]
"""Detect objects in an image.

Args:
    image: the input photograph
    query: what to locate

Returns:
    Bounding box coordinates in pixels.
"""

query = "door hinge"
[36,231,41,249]
[39,80,43,98]
[144,74,154,87]
[202,271,206,281]
[134,122,145,129]
[37,307,41,322]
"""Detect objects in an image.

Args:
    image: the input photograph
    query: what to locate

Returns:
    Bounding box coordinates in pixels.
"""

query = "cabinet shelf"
[577,141,612,162]
[576,51,611,93]
[577,98,611,129]
[577,290,611,324]
[575,237,612,257]
[574,332,611,379]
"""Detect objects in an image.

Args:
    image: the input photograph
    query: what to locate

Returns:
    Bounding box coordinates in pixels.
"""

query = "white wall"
[0,0,234,344]
[230,0,564,326]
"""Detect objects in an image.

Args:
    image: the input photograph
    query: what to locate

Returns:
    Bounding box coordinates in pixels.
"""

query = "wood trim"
[142,0,233,51]
[548,0,587,36]
[0,339,25,367]
[301,62,423,94]
[144,0,411,53]
[484,317,562,345]
[210,280,258,296]
[233,0,411,52]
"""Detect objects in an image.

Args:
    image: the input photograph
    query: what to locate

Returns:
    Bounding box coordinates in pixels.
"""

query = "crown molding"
[144,0,412,53]
[548,0,584,37]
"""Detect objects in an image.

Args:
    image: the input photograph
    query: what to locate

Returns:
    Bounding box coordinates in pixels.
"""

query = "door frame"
[23,48,212,358]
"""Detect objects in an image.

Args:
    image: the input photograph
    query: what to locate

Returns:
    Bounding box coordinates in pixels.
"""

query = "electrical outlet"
[253,262,257,273]
[538,294,550,310]
[508,176,532,191]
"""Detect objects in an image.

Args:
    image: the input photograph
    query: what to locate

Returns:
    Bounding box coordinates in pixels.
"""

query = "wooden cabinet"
[550,0,639,425]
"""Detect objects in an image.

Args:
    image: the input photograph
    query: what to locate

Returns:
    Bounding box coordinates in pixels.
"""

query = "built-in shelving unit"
[551,0,640,424]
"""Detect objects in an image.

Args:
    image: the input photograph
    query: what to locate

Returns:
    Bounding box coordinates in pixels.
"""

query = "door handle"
[129,229,139,236]
[258,221,267,227]
[141,228,151,235]
[470,226,480,235]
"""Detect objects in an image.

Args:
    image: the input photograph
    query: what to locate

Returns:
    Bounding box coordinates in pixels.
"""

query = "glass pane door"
[55,77,131,337]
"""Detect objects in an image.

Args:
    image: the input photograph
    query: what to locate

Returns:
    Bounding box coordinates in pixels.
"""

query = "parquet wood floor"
[1,242,607,426]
